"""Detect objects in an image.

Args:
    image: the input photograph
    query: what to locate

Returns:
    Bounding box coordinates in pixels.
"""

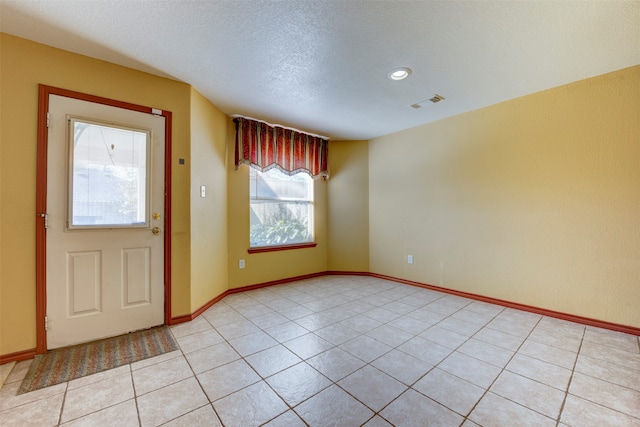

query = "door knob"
[152,227,161,235]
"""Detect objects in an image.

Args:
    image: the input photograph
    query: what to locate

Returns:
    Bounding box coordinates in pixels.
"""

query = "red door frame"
[35,84,173,353]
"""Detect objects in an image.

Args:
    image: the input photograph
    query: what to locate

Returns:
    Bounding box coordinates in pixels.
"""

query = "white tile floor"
[1,276,639,426]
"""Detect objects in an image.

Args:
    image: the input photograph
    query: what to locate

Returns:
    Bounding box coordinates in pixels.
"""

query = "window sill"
[248,242,317,254]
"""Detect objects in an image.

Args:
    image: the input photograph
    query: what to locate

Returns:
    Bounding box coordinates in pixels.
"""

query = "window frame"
[248,167,316,251]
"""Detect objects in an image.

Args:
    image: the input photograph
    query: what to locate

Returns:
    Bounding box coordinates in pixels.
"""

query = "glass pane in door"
[69,118,150,228]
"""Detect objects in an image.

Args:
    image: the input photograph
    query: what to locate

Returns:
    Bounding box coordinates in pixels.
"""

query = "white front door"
[46,95,165,349]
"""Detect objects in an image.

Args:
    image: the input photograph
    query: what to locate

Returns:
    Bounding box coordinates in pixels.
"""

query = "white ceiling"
[1,1,639,140]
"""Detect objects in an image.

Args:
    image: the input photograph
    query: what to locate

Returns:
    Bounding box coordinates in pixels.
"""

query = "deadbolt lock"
[152,213,161,220]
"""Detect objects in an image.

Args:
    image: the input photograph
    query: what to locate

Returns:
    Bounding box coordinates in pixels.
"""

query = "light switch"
[200,185,206,197]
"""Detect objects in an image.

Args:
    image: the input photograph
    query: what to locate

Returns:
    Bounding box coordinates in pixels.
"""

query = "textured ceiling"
[1,1,639,140]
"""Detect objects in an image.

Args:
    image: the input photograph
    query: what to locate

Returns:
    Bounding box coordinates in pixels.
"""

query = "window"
[68,118,150,228]
[249,167,314,248]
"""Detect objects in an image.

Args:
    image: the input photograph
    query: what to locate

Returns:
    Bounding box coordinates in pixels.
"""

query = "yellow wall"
[189,88,229,311]
[226,119,328,288]
[327,140,369,272]
[369,65,640,328]
[0,34,193,355]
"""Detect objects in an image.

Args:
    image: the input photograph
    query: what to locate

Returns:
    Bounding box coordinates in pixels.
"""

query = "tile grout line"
[555,326,586,427]
[459,314,546,425]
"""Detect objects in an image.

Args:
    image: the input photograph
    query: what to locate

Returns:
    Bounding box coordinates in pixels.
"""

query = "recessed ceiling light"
[388,67,412,81]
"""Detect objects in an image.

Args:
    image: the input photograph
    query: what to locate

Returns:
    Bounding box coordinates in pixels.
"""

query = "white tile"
[60,399,138,427]
[560,394,640,427]
[397,336,451,365]
[490,371,565,419]
[228,330,278,356]
[4,360,31,385]
[132,355,193,396]
[575,354,640,392]
[277,305,314,320]
[339,314,383,334]
[0,392,64,427]
[62,373,134,423]
[494,309,542,328]
[314,323,361,345]
[162,405,223,427]
[363,415,394,427]
[419,325,469,350]
[387,315,431,335]
[250,311,290,329]
[338,365,407,411]
[67,365,131,391]
[371,349,432,385]
[306,347,366,382]
[569,372,640,418]
[176,329,224,353]
[266,362,331,406]
[380,388,463,426]
[579,340,640,371]
[295,385,374,427]
[457,339,515,368]
[469,392,556,427]
[363,307,402,323]
[197,359,260,401]
[0,381,66,412]
[506,353,572,391]
[263,410,307,427]
[340,335,392,363]
[213,381,287,427]
[528,326,583,353]
[485,317,534,338]
[185,341,240,374]
[583,327,639,353]
[283,333,334,359]
[518,339,578,369]
[366,324,414,347]
[413,368,484,416]
[170,316,213,338]
[436,317,483,337]
[235,303,273,319]
[214,319,260,341]
[130,349,183,371]
[204,308,245,327]
[245,345,302,377]
[137,377,208,427]
[472,327,525,351]
[438,351,501,389]
[294,313,336,331]
[449,308,494,326]
[264,321,309,342]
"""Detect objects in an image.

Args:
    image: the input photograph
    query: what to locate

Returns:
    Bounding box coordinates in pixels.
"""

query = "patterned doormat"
[19,326,178,394]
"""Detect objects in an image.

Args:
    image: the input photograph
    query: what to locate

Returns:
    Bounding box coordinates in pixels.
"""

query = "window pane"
[249,167,314,247]
[70,119,149,227]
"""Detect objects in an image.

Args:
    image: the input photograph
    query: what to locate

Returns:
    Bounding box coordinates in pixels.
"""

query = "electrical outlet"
[239,259,245,269]
[407,255,413,264]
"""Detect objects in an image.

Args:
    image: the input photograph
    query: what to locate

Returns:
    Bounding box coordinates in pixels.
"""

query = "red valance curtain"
[234,117,329,180]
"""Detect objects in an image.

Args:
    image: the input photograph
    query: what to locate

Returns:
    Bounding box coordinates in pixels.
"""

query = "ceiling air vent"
[410,94,445,109]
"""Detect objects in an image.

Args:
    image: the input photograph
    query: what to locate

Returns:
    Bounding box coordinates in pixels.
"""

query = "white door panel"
[46,95,165,349]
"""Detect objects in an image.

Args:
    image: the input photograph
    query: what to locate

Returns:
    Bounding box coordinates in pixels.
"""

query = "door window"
[68,118,151,228]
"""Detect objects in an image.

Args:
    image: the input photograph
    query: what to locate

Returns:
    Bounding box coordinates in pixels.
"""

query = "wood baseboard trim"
[226,272,328,294]
[368,273,640,336]
[170,270,639,337]
[169,291,231,325]
[0,348,37,365]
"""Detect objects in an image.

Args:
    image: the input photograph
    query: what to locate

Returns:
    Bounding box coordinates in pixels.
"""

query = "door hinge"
[44,315,49,331]
[39,213,49,229]
[46,112,51,128]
